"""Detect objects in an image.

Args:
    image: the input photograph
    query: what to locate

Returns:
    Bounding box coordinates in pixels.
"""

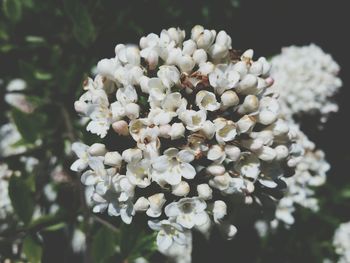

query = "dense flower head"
[271,44,342,123]
[333,221,350,263]
[72,25,300,257]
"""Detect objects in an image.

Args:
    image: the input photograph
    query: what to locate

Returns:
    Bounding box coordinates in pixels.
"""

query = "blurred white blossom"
[271,44,342,123]
[333,221,350,263]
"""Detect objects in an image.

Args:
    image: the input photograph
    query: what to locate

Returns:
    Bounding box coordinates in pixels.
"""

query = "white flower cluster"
[72,25,299,257]
[271,44,342,122]
[333,221,350,263]
[273,123,329,226]
[0,164,13,221]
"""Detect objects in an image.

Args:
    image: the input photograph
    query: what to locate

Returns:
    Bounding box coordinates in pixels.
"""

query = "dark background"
[1,0,349,262]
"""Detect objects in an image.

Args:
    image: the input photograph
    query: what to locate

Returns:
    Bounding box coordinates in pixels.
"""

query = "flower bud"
[213,200,227,223]
[206,164,225,176]
[125,103,140,119]
[122,148,142,163]
[159,124,171,138]
[112,120,129,136]
[146,193,166,218]
[172,181,190,196]
[249,61,263,76]
[224,145,241,161]
[134,197,150,212]
[182,39,196,55]
[88,143,107,156]
[169,123,185,140]
[238,95,259,114]
[104,151,122,167]
[201,120,215,139]
[237,74,258,95]
[146,50,159,70]
[233,61,248,76]
[197,184,213,200]
[74,101,88,115]
[139,76,150,93]
[241,49,254,62]
[191,25,204,41]
[126,46,141,65]
[256,146,276,162]
[193,49,207,64]
[177,55,195,72]
[207,145,225,162]
[275,145,289,160]
[258,110,277,125]
[220,90,239,109]
[236,115,256,133]
[197,29,216,50]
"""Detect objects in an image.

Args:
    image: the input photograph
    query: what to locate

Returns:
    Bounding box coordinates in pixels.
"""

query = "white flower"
[195,90,220,111]
[148,220,187,250]
[148,78,170,104]
[169,123,186,140]
[209,64,240,95]
[197,184,213,200]
[235,153,261,180]
[80,157,109,186]
[157,65,180,88]
[126,159,151,188]
[214,118,237,144]
[151,148,196,186]
[179,110,207,132]
[70,142,92,172]
[165,197,209,229]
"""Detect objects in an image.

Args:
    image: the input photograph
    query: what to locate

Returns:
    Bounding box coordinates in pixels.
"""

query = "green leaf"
[63,0,96,47]
[8,176,35,225]
[34,71,52,80]
[120,223,157,261]
[11,108,46,143]
[92,226,118,263]
[28,213,66,230]
[23,236,42,263]
[2,0,22,22]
